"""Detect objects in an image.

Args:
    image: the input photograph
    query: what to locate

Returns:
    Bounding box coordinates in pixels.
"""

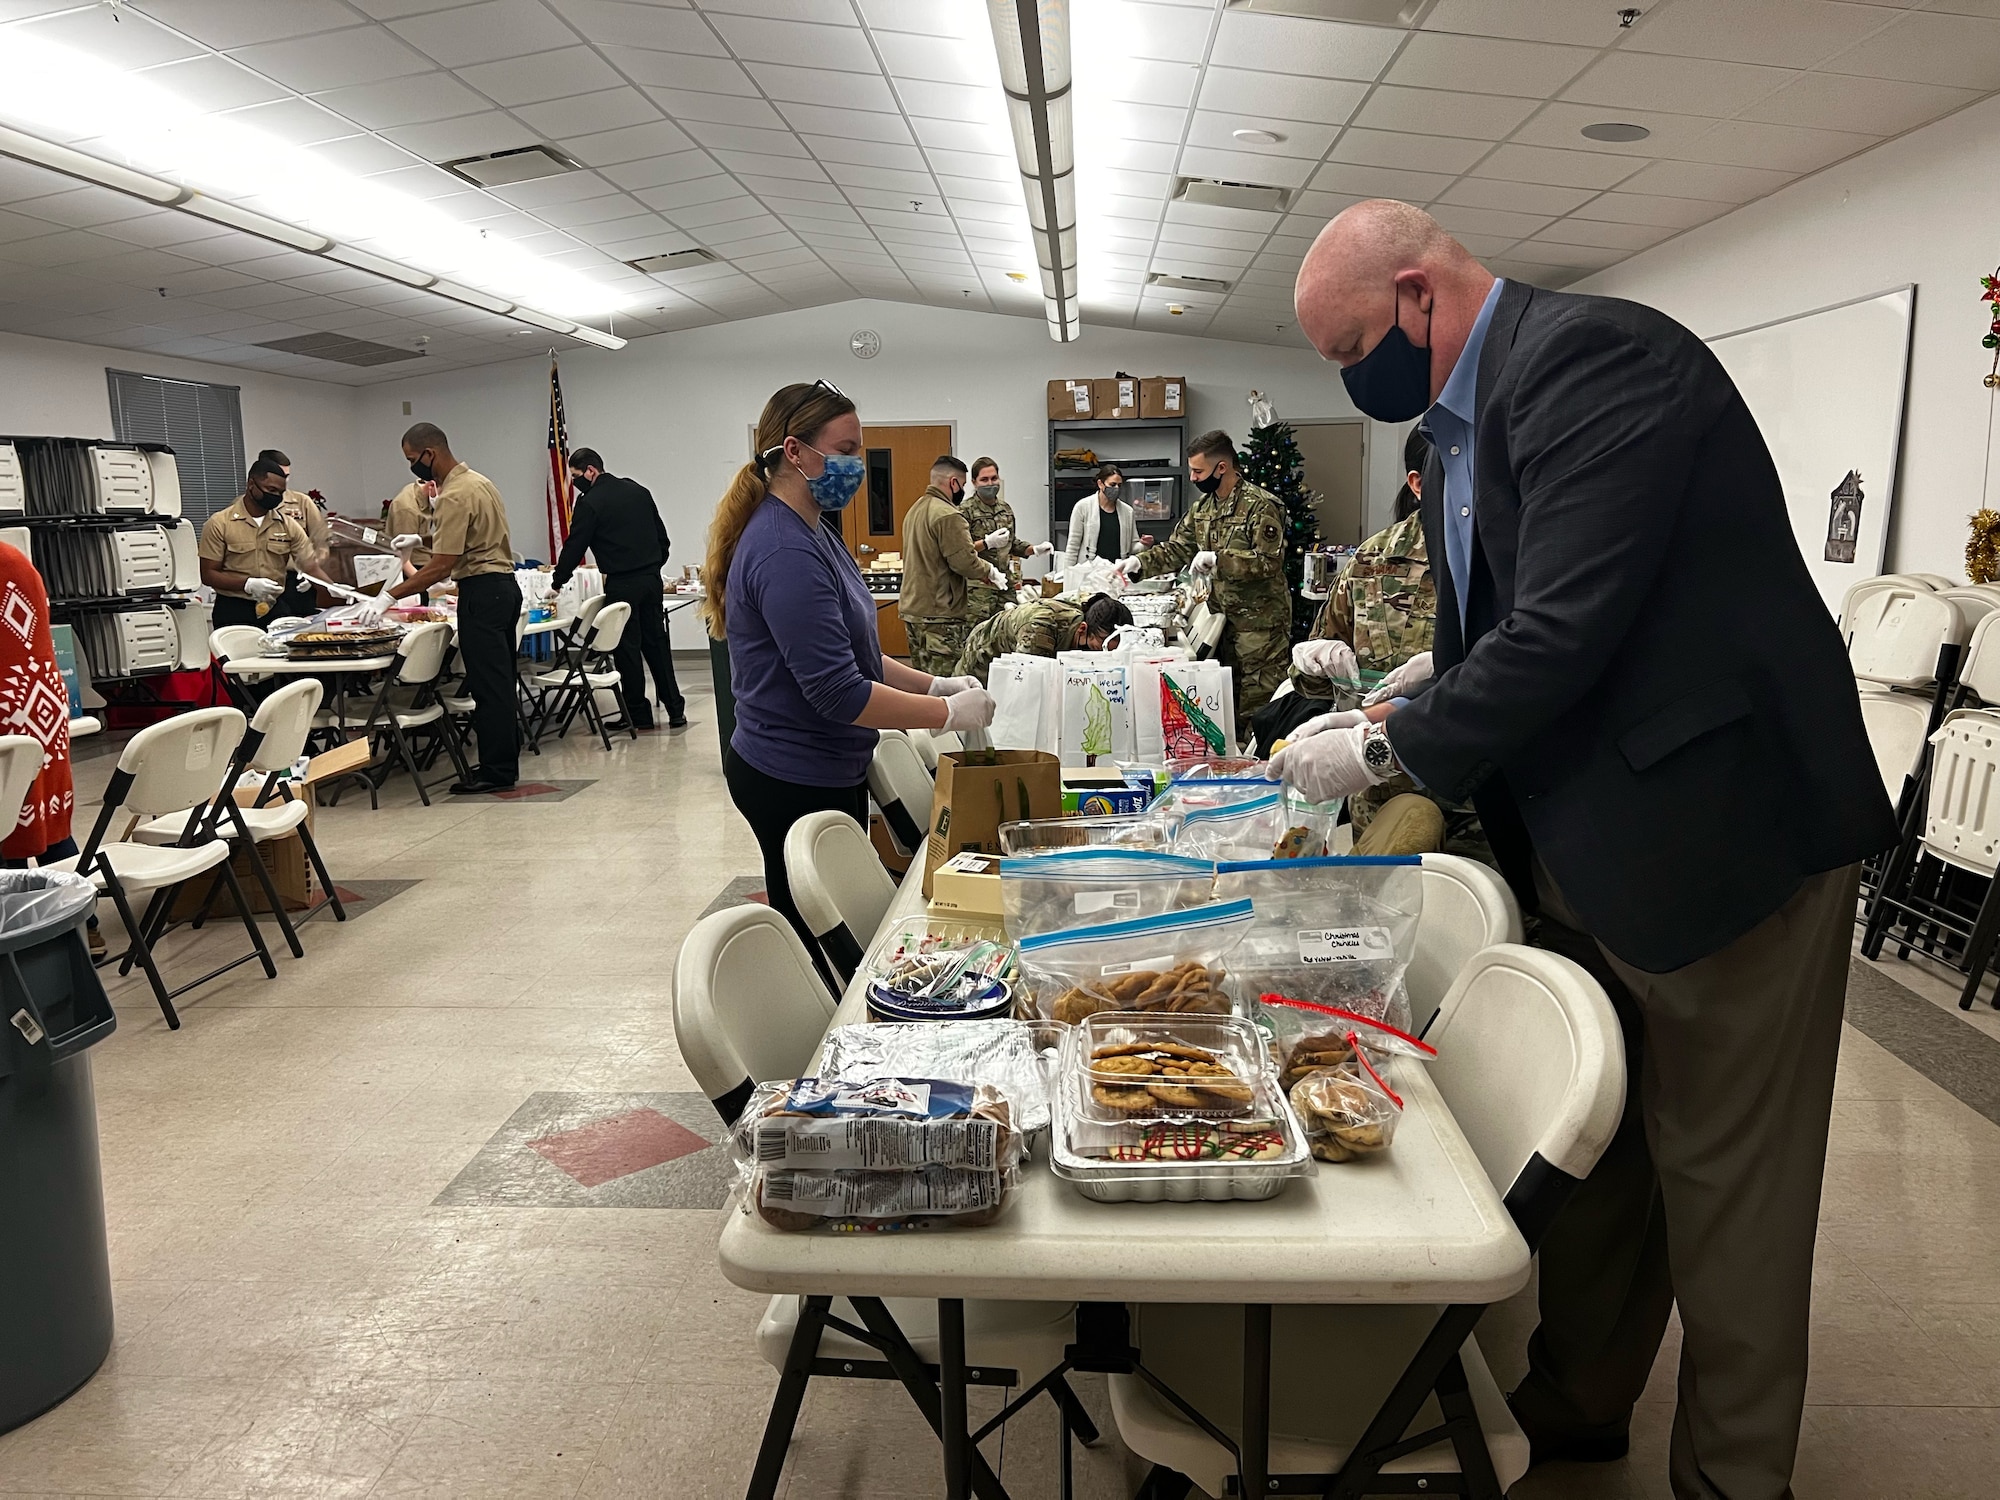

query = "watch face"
[1364,730,1393,771]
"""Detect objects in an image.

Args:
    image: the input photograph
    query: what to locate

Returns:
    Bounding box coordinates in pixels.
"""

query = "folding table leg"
[1434,1351,1503,1500]
[1240,1304,1270,1500]
[940,1298,969,1500]
[746,1294,828,1500]
[847,1298,1012,1500]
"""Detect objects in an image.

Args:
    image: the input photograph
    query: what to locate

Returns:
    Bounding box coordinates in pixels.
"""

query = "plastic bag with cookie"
[1217,854,1424,1030]
[1290,1053,1404,1162]
[1172,789,1289,861]
[1015,897,1254,1025]
[999,847,1217,941]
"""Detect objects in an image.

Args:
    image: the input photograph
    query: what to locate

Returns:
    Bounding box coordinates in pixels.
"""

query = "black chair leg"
[104,875,177,1029]
[297,823,348,922]
[216,861,278,979]
[120,886,173,977]
[388,724,430,807]
[1134,1466,1193,1500]
[1957,877,2000,1009]
[239,836,305,959]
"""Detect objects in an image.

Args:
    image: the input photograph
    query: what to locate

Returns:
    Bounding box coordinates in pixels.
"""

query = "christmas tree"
[1238,419,1320,642]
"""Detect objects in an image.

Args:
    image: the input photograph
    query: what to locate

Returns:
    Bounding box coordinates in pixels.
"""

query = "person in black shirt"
[552,448,687,729]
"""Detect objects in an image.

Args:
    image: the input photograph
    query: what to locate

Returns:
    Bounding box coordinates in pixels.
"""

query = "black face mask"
[1193,470,1223,496]
[409,453,436,483]
[1340,282,1435,423]
[571,474,593,493]
[248,487,282,512]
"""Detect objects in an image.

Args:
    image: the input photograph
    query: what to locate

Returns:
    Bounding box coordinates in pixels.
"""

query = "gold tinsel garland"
[1969,509,2000,584]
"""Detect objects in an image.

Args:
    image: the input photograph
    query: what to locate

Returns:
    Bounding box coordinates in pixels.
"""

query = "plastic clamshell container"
[1072,1011,1267,1125]
[1050,1067,1311,1203]
[999,816,1171,856]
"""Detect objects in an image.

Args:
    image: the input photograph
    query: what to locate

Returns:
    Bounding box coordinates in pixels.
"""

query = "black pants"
[604,567,683,726]
[723,744,867,976]
[210,593,261,629]
[456,571,522,783]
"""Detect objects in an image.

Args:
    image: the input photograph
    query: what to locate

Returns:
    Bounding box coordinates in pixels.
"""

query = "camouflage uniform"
[961,489,1034,630]
[899,484,987,676]
[1299,512,1491,864]
[955,598,1087,685]
[1134,476,1290,721]
[906,618,969,678]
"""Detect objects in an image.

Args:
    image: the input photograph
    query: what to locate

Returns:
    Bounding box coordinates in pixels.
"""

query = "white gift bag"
[989,653,1059,751]
[1058,661,1133,766]
[1147,660,1235,761]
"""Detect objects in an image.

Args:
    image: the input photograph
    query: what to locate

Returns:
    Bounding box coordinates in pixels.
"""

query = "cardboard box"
[923,748,1062,896]
[1061,767,1156,815]
[1140,376,1188,419]
[1092,377,1140,420]
[926,850,1005,921]
[1047,378,1095,419]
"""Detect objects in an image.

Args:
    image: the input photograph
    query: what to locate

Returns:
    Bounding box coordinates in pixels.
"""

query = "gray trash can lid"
[0,870,96,952]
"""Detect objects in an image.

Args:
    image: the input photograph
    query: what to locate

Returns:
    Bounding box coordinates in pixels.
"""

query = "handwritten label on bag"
[1075,888,1141,915]
[1297,927,1395,964]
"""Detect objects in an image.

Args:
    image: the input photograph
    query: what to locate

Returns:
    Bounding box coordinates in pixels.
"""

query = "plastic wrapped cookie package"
[999,848,1217,941]
[1015,898,1252,1026]
[1172,789,1290,861]
[1216,854,1424,1026]
[1290,1052,1405,1163]
[1072,1012,1267,1125]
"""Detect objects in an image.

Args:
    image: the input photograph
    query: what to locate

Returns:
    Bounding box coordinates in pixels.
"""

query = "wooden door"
[1293,420,1367,546]
[840,423,952,660]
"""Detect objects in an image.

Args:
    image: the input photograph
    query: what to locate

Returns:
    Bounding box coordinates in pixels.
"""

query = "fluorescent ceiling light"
[986,0,1078,343]
[180,193,333,254]
[0,25,629,324]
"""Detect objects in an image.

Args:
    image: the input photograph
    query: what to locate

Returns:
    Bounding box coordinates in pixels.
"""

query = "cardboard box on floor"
[921,748,1062,897]
[166,737,371,917]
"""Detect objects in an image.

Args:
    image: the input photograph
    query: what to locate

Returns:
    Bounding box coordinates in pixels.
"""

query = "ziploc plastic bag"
[1016,897,1253,1025]
[1291,1057,1404,1162]
[1173,789,1288,860]
[1000,848,1215,940]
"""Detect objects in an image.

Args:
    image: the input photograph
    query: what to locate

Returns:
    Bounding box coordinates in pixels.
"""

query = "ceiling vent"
[1175,178,1290,214]
[627,248,719,275]
[256,333,425,368]
[439,145,580,188]
[1225,0,1429,22]
[1148,272,1232,294]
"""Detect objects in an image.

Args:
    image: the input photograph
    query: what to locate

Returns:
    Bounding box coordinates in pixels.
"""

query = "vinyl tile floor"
[4,660,1998,1498]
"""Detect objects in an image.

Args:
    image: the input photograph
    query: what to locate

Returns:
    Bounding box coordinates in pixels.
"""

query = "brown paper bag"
[922,749,1062,896]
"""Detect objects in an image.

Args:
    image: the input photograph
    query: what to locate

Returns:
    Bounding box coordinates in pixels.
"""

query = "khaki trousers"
[1517,859,1859,1500]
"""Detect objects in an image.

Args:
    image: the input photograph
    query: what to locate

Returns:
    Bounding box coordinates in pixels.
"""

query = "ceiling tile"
[382,111,539,161]
[1430,204,1556,240]
[513,88,660,139]
[722,155,835,185]
[1613,158,1795,203]
[895,80,1006,125]
[1422,0,1638,46]
[603,46,754,92]
[708,15,881,72]
[1563,51,1799,118]
[600,150,726,191]
[1185,113,1339,161]
[1329,128,1489,175]
[634,176,745,211]
[214,96,361,146]
[1307,162,1458,200]
[1512,238,1621,271]
[1193,68,1363,129]
[19,7,207,68]
[312,72,492,128]
[457,47,622,105]
[1209,12,1401,81]
[1386,33,1597,97]
[911,117,1011,155]
[563,119,701,167]
[781,104,916,144]
[743,63,899,112]
[1739,72,1981,135]
[823,162,939,197]
[1103,58,1203,111]
[1622,0,1894,69]
[645,89,786,129]
[1567,190,1731,229]
[702,0,856,21]
[1437,177,1596,215]
[308,134,421,176]
[1472,142,1644,189]
[15,187,156,231]
[535,193,649,229]
[1511,103,1720,158]
[141,0,357,48]
[490,170,620,207]
[1533,217,1675,251]
[811,137,931,172]
[680,120,811,158]
[137,53,295,112]
[387,0,577,68]
[1822,11,2000,90]
[1674,118,1878,173]
[552,0,727,53]
[874,31,998,86]
[228,26,434,92]
[1350,85,1538,140]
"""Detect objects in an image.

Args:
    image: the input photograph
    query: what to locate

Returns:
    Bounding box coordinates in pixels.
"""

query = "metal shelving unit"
[1048,416,1186,554]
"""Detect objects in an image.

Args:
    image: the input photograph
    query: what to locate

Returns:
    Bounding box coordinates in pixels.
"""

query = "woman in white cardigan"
[1064,463,1140,566]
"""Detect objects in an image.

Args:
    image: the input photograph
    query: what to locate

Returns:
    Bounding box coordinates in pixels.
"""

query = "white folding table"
[717,864,1531,1500]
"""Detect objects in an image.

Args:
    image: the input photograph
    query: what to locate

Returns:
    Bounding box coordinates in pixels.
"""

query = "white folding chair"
[327,621,469,807]
[527,600,636,750]
[672,902,838,1123]
[209,623,274,709]
[783,809,896,985]
[1847,586,1968,691]
[130,680,349,956]
[47,708,276,1029]
[1111,945,1625,1500]
[866,730,935,857]
[1409,853,1524,1036]
[1858,689,1932,807]
[553,591,608,670]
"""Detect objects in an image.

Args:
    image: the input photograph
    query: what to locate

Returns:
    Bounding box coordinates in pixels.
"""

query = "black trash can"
[0,870,117,1434]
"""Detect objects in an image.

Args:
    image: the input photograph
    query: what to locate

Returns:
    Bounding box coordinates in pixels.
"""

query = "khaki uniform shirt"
[431,463,513,579]
[198,497,313,599]
[384,483,436,570]
[898,486,987,622]
[279,490,330,563]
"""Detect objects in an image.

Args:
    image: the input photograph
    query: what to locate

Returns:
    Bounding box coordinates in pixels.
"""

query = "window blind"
[104,369,245,525]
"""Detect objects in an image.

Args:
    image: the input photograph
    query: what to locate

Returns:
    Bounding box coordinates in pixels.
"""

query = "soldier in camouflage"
[960,457,1049,629]
[954,592,1134,684]
[1124,429,1291,722]
[898,455,999,676]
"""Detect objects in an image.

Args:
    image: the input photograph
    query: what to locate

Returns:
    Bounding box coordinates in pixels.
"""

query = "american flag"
[545,355,573,557]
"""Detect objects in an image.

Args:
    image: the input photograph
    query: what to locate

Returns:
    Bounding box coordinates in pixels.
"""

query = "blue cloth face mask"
[796,443,865,509]
[1339,282,1434,423]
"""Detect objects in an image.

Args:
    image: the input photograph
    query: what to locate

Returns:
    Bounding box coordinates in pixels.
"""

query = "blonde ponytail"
[704,381,859,639]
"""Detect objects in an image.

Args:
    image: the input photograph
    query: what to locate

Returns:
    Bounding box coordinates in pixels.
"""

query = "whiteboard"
[1705,286,1915,617]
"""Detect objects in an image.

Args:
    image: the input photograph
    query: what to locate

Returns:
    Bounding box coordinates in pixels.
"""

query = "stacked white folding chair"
[47,708,277,1028]
[670,903,1095,1500]
[866,730,934,858]
[1111,945,1625,1500]
[1408,854,1524,1036]
[783,809,896,985]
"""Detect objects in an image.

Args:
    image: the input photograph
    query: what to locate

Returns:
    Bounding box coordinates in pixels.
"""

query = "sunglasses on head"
[761,379,846,466]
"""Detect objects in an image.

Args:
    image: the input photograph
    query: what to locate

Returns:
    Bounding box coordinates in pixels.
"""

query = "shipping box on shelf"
[1047,379,1095,419]
[1093,377,1141,420]
[1140,376,1188,418]
[922,748,1062,896]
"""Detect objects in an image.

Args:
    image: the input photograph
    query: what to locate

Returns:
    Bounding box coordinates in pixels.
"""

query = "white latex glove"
[1282,708,1368,744]
[942,686,996,733]
[1114,555,1141,583]
[243,577,282,602]
[1269,722,1392,804]
[1030,540,1054,557]
[928,674,980,697]
[390,533,423,553]
[985,563,1009,589]
[353,587,394,624]
[1190,550,1218,576]
[1363,651,1434,707]
[984,527,1011,551]
[1292,637,1359,682]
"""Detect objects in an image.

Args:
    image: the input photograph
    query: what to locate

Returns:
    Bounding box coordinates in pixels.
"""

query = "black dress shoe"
[449,775,517,795]
[667,715,689,729]
[1508,1394,1630,1468]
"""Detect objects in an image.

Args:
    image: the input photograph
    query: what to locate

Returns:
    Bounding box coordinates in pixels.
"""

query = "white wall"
[1576,91,2000,581]
[352,298,1380,646]
[0,329,363,503]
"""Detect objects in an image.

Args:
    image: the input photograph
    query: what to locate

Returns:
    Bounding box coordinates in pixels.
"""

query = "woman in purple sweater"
[702,382,996,959]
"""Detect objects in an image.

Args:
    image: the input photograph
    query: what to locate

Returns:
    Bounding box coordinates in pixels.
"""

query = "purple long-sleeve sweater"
[727,496,884,786]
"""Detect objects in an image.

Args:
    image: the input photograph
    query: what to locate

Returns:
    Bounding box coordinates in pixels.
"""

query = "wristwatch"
[1361,722,1397,779]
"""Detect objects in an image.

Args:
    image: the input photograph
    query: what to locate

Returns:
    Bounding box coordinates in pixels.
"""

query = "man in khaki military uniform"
[898,455,1004,676]
[961,457,1051,629]
[1120,429,1291,721]
[384,480,436,572]
[358,423,519,794]
[257,448,333,615]
[955,592,1133,685]
[200,458,316,629]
